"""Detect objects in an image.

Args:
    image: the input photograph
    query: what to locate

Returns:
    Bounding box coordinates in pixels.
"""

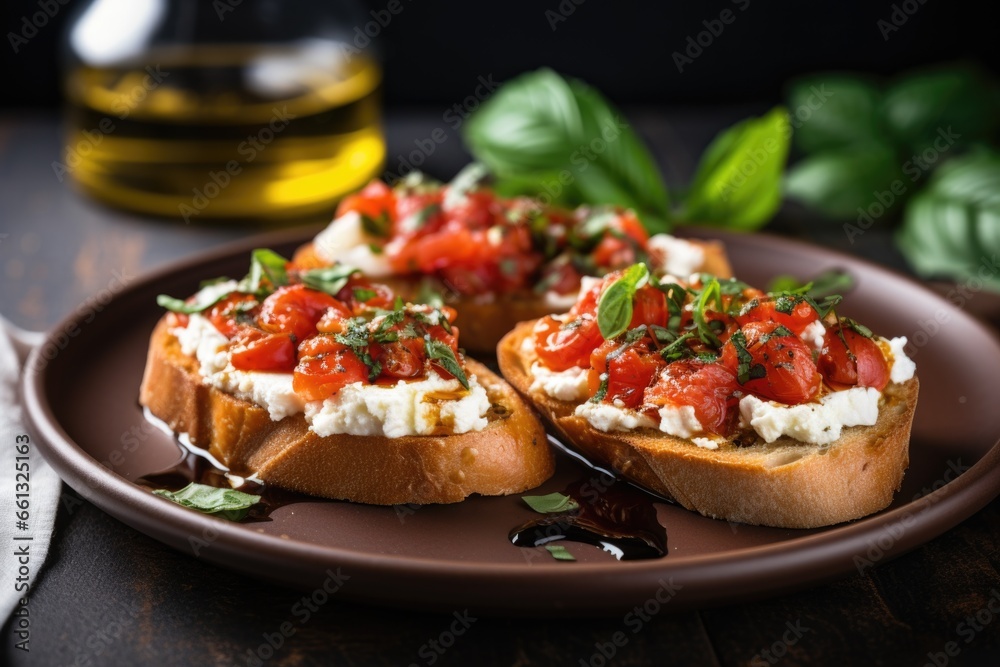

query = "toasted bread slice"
[498,321,918,528]
[291,239,732,355]
[140,317,553,505]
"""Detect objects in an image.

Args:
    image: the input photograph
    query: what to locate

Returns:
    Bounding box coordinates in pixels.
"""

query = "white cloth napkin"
[0,320,62,624]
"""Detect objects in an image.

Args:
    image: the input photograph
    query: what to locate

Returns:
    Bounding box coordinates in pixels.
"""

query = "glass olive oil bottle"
[63,1,384,223]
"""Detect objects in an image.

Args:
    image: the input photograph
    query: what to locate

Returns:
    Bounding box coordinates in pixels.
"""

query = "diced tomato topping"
[644,360,740,436]
[630,284,668,329]
[292,337,369,401]
[206,293,259,338]
[737,297,820,337]
[720,321,821,405]
[259,285,352,342]
[533,314,605,372]
[336,180,396,224]
[230,329,297,372]
[588,338,666,410]
[818,324,890,391]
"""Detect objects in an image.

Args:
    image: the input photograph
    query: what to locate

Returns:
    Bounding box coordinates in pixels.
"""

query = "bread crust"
[140,317,554,505]
[498,321,919,528]
[291,240,732,355]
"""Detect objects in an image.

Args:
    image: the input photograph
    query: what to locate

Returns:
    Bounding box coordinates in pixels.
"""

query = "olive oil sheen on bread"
[63,45,385,222]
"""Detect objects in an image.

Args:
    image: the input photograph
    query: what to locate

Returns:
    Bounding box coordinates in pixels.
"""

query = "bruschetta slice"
[498,264,919,528]
[140,249,552,504]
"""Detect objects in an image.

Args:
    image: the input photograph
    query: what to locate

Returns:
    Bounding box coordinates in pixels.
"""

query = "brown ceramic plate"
[23,228,1000,616]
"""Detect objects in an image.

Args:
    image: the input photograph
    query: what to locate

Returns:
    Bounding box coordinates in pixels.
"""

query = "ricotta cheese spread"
[886,336,916,383]
[739,387,881,446]
[172,315,489,436]
[313,211,393,277]
[646,234,705,278]
[656,404,704,439]
[691,437,720,450]
[528,362,590,401]
[574,401,656,432]
[306,371,490,438]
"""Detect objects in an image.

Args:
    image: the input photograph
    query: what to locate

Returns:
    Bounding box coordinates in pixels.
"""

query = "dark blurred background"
[2,0,998,110]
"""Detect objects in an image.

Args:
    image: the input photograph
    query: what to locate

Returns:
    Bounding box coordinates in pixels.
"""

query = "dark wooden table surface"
[2,109,999,667]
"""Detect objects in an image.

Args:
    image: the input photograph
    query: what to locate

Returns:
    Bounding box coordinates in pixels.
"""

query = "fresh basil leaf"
[462,68,670,233]
[300,265,358,295]
[199,276,230,288]
[590,374,609,403]
[522,492,580,514]
[786,75,883,153]
[545,544,576,561]
[239,248,289,295]
[881,65,998,153]
[597,263,649,339]
[842,318,874,339]
[424,338,469,390]
[784,145,903,219]
[767,269,854,299]
[152,483,260,521]
[353,287,377,302]
[680,106,790,231]
[692,278,723,348]
[896,151,1000,292]
[156,290,229,315]
[730,330,765,385]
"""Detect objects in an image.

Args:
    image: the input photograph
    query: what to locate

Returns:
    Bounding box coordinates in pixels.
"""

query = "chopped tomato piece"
[259,285,351,342]
[645,360,739,436]
[374,336,426,379]
[737,297,820,337]
[206,293,259,338]
[534,314,605,372]
[293,339,368,401]
[336,180,397,225]
[818,325,889,391]
[230,329,297,372]
[630,284,668,329]
[588,338,665,409]
[721,321,821,405]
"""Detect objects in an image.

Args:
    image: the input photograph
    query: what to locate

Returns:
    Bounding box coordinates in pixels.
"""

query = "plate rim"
[22,227,1000,613]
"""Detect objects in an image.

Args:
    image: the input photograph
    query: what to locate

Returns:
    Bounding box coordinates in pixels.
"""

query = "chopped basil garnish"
[522,492,580,513]
[424,337,469,390]
[334,318,383,381]
[730,330,766,385]
[842,318,874,338]
[156,291,229,315]
[400,203,441,232]
[692,278,723,348]
[239,248,289,295]
[767,269,853,299]
[597,263,650,340]
[660,332,696,362]
[353,287,378,302]
[152,483,260,521]
[300,265,358,296]
[199,276,230,288]
[360,212,392,238]
[654,280,688,333]
[545,545,576,561]
[590,374,609,403]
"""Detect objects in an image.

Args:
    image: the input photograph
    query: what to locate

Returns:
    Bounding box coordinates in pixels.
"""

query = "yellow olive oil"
[63,45,384,222]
